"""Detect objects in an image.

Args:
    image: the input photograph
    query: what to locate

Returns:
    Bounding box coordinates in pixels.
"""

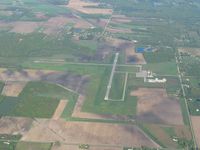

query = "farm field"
[131,88,183,125]
[139,123,193,149]
[21,119,159,148]
[191,116,200,148]
[0,0,200,149]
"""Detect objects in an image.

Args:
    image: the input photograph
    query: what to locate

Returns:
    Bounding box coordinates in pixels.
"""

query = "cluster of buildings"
[136,69,167,83]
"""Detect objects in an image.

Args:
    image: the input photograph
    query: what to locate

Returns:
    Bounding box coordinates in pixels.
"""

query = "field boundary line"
[136,125,162,148]
[55,84,78,94]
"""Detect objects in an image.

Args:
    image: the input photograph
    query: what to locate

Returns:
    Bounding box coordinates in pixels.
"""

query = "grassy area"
[144,47,175,63]
[128,74,164,89]
[61,93,78,119]
[180,55,200,76]
[22,82,75,100]
[188,99,200,116]
[143,61,178,75]
[0,96,19,116]
[23,62,106,75]
[123,147,158,150]
[75,40,97,51]
[109,72,126,100]
[139,123,193,149]
[183,77,200,99]
[21,63,139,116]
[179,98,190,125]
[0,0,70,21]
[115,65,139,73]
[187,77,200,88]
[11,95,59,118]
[0,134,21,150]
[182,75,200,116]
[0,82,4,93]
[0,0,198,149]
[6,81,77,118]
[0,32,96,68]
[82,67,137,115]
[16,142,52,150]
[138,123,165,148]
[163,76,180,95]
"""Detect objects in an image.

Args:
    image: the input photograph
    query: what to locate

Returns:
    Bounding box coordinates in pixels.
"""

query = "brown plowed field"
[52,100,68,120]
[67,0,112,15]
[22,119,159,148]
[2,81,27,97]
[72,95,132,121]
[178,47,200,57]
[0,68,89,93]
[0,117,33,135]
[131,88,183,125]
[51,144,122,150]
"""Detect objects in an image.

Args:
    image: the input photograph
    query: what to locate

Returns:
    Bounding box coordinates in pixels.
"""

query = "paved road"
[104,53,119,100]
[100,12,113,38]
[122,72,128,101]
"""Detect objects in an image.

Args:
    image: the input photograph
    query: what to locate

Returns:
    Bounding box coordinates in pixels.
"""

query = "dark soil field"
[0,117,33,135]
[0,0,199,148]
[131,88,183,125]
[0,69,89,94]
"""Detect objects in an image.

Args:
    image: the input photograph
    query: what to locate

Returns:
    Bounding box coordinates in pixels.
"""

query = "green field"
[0,0,70,21]
[0,32,97,68]
[109,72,126,100]
[127,74,164,89]
[180,55,200,76]
[139,123,193,149]
[0,96,19,115]
[0,81,77,118]
[143,61,178,75]
[115,65,139,73]
[0,0,199,149]
[144,47,175,63]
[188,100,200,116]
[82,67,137,115]
[0,134,21,150]
[0,82,4,93]
[16,142,52,150]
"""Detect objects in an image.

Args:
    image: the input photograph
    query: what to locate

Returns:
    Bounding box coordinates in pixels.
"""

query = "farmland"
[0,0,200,149]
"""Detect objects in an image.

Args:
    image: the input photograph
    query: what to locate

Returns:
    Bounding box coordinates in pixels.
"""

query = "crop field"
[131,88,183,125]
[0,0,200,149]
[16,142,52,150]
[21,119,159,148]
[140,123,193,149]
[0,134,21,150]
[67,0,112,15]
[179,47,200,57]
[1,81,26,97]
[191,116,200,148]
